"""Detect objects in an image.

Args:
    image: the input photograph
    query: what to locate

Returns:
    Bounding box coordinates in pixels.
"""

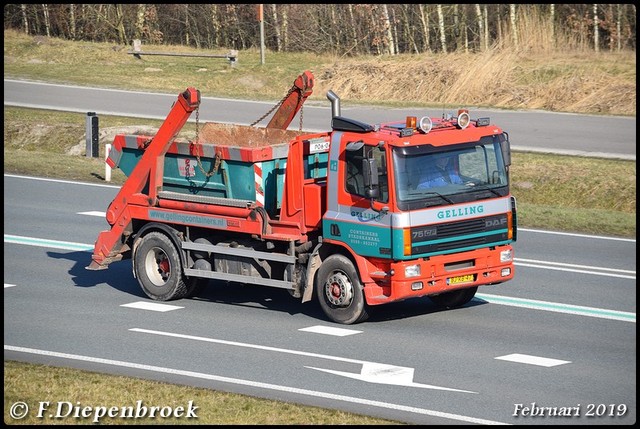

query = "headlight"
[405,264,421,278]
[500,249,513,262]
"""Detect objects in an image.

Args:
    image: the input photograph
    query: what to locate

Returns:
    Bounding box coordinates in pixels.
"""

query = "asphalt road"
[4,175,636,425]
[3,79,636,160]
[3,79,636,424]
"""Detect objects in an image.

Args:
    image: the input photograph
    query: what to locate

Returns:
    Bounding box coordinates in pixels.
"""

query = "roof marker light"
[457,109,470,129]
[418,116,433,134]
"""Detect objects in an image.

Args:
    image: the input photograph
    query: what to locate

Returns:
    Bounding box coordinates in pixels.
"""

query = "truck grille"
[411,214,509,256]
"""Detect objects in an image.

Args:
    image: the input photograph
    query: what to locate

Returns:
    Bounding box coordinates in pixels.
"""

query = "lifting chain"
[249,86,304,131]
[187,85,304,181]
[189,108,220,178]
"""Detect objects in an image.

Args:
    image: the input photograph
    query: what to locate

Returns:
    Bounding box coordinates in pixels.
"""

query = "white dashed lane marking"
[298,325,362,337]
[495,353,571,367]
[77,211,106,217]
[120,301,184,312]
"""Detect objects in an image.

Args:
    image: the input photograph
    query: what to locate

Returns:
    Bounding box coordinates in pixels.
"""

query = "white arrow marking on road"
[130,328,476,393]
[306,363,477,393]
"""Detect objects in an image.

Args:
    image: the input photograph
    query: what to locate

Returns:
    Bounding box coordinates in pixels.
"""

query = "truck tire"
[134,231,189,301]
[185,278,208,298]
[316,254,369,324]
[429,286,478,308]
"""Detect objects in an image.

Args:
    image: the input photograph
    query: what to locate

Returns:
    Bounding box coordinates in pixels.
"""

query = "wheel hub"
[324,272,353,307]
[145,247,170,286]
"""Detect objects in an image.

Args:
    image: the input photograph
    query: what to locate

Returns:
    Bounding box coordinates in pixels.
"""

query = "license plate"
[447,274,475,285]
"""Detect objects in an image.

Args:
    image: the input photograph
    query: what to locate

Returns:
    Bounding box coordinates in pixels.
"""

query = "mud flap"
[302,244,323,303]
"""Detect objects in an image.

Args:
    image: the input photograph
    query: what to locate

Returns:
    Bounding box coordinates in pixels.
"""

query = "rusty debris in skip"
[198,122,305,148]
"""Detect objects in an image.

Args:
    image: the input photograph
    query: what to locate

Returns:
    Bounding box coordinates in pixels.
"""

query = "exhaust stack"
[326,90,341,118]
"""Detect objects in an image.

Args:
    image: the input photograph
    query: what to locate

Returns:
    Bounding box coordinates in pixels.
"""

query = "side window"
[345,148,365,196]
[372,147,389,203]
[345,145,388,203]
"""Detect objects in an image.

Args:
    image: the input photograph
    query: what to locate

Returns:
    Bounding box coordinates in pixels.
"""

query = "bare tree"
[453,4,462,51]
[593,4,599,53]
[483,5,489,50]
[347,4,359,54]
[616,3,622,51]
[550,4,555,47]
[369,5,382,55]
[418,4,431,53]
[42,4,51,37]
[390,5,399,54]
[475,4,484,51]
[3,4,637,55]
[510,4,518,49]
[382,4,395,55]
[184,5,191,46]
[270,4,282,52]
[209,5,220,47]
[134,4,145,41]
[68,4,76,40]
[114,4,127,44]
[398,4,418,54]
[460,4,469,53]
[328,4,338,51]
[21,4,29,34]
[437,4,446,53]
[281,5,289,51]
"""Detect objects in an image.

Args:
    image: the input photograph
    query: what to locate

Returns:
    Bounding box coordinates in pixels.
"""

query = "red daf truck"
[87,71,517,324]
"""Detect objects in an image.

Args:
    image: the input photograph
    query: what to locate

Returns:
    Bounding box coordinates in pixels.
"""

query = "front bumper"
[364,245,514,305]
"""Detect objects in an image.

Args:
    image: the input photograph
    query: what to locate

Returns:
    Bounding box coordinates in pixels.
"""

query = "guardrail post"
[229,49,238,67]
[105,143,112,182]
[132,39,142,59]
[86,112,99,158]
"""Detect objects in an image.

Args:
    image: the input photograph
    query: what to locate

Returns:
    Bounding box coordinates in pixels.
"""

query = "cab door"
[323,134,393,258]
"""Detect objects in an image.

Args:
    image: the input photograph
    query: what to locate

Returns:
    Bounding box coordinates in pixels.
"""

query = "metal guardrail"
[128,39,237,66]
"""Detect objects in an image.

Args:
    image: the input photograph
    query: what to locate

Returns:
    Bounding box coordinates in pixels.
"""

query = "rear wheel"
[429,286,478,308]
[185,277,208,298]
[315,254,369,324]
[134,231,189,301]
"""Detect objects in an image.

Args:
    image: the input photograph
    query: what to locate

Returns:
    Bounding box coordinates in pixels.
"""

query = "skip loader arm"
[266,70,314,130]
[86,87,201,270]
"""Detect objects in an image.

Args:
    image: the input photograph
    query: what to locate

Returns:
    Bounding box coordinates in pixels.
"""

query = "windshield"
[393,136,509,210]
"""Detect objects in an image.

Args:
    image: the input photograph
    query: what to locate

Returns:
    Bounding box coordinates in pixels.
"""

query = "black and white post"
[85,112,99,158]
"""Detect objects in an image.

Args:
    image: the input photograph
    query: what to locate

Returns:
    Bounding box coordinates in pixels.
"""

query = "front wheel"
[429,286,478,308]
[315,254,369,325]
[134,231,189,301]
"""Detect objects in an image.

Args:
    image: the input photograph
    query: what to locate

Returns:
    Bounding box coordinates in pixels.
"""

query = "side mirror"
[362,157,379,199]
[501,133,511,167]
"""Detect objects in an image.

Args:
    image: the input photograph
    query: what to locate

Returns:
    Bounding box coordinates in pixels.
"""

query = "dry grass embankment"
[3,29,636,116]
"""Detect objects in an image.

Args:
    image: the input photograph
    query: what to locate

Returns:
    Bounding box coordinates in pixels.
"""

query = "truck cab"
[314,108,516,323]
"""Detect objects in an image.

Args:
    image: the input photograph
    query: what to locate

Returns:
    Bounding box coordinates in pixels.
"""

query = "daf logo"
[486,218,507,228]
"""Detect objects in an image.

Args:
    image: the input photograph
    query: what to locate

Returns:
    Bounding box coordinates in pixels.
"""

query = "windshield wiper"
[418,191,454,204]
[465,183,503,197]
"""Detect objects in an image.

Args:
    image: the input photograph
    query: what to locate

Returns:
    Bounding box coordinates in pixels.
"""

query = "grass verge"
[4,361,402,425]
